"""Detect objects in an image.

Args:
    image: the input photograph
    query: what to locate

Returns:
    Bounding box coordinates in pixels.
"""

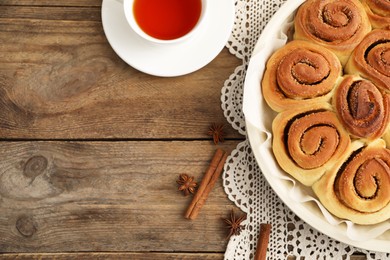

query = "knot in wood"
[16,215,37,237]
[23,156,48,179]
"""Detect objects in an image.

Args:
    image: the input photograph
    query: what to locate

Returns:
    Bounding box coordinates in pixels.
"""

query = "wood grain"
[0,0,101,7]
[0,140,239,252]
[0,18,242,140]
[0,253,225,259]
[0,253,368,260]
[0,6,101,21]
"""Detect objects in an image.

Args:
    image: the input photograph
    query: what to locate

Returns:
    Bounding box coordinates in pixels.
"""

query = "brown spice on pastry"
[345,29,390,92]
[313,139,390,224]
[294,0,371,65]
[262,40,342,112]
[272,103,351,186]
[333,75,390,139]
[361,0,390,29]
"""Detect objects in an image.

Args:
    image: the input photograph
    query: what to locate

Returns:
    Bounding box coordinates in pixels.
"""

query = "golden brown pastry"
[333,75,390,140]
[383,130,390,148]
[294,0,371,65]
[313,139,390,225]
[262,40,342,112]
[345,29,390,92]
[272,103,351,186]
[260,0,390,226]
[361,0,390,29]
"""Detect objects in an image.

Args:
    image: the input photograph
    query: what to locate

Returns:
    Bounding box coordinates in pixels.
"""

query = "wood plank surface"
[0,140,239,252]
[0,253,225,259]
[0,18,242,140]
[0,0,101,7]
[0,253,368,260]
[0,6,101,21]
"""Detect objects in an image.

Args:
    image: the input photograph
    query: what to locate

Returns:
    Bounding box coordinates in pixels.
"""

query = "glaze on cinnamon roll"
[262,40,342,112]
[345,29,390,92]
[333,75,390,140]
[313,139,390,224]
[272,103,351,186]
[294,0,371,65]
[361,0,390,29]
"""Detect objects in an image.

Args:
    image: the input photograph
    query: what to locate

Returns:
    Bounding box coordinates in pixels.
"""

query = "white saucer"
[101,0,235,77]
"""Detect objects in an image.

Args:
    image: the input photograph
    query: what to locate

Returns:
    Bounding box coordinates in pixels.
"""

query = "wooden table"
[0,0,245,259]
[0,1,370,259]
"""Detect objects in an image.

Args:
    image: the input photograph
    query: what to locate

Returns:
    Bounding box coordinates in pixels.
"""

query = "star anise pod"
[208,123,225,144]
[176,174,197,196]
[223,209,246,239]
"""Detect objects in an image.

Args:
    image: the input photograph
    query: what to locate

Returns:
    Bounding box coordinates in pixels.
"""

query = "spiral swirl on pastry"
[313,139,390,224]
[346,29,390,92]
[362,0,390,29]
[294,0,371,65]
[334,75,390,139]
[272,103,351,186]
[262,40,342,112]
[335,144,390,213]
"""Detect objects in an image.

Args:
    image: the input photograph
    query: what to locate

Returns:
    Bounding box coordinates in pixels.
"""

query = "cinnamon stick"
[254,223,271,260]
[185,148,228,220]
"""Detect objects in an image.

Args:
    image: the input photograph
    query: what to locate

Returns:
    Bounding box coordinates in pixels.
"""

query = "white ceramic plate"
[243,0,390,253]
[101,0,234,77]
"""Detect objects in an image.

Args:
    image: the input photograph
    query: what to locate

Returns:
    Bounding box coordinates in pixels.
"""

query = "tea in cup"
[123,0,207,44]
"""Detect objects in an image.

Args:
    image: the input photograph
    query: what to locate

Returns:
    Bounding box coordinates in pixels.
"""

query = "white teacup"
[123,0,208,44]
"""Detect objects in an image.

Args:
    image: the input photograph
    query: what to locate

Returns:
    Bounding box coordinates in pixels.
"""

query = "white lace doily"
[221,1,390,259]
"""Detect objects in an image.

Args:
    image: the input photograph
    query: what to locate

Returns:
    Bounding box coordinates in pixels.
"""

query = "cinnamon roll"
[361,0,390,29]
[272,103,351,186]
[345,29,390,92]
[262,40,342,112]
[333,75,390,140]
[313,139,390,224]
[294,0,371,65]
